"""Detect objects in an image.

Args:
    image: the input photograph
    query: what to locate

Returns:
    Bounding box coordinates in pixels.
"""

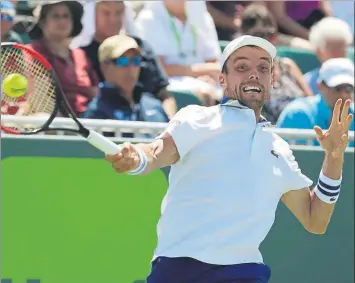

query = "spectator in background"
[81,1,177,119]
[83,35,169,130]
[27,1,98,117]
[278,58,354,147]
[304,17,353,95]
[135,0,222,106]
[1,0,23,43]
[70,1,136,48]
[206,1,257,41]
[240,4,313,124]
[266,0,331,40]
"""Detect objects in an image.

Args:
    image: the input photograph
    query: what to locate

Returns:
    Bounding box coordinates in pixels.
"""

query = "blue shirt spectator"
[278,58,354,146]
[83,82,168,124]
[303,17,353,94]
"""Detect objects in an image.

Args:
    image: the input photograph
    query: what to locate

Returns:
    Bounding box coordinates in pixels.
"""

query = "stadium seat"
[170,91,202,110]
[276,47,320,74]
[219,40,229,53]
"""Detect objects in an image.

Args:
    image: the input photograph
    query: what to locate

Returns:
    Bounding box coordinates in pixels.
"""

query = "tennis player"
[105,35,353,283]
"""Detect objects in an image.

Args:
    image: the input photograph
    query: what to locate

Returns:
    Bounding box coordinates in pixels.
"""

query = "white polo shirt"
[154,100,313,265]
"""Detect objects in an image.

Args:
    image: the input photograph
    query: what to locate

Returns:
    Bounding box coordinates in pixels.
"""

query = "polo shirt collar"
[221,98,273,127]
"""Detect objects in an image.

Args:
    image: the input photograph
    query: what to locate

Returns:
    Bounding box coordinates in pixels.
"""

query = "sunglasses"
[329,84,354,93]
[108,56,142,67]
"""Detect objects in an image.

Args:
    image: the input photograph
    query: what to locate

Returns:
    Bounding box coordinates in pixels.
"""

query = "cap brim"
[327,74,354,87]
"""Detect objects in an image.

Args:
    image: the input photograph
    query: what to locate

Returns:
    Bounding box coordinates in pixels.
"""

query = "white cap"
[318,58,354,87]
[220,35,277,70]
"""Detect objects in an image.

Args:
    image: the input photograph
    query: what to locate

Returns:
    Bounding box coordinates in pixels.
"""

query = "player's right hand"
[105,142,140,173]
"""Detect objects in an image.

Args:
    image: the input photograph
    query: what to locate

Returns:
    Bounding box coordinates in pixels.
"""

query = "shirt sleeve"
[156,105,211,160]
[278,139,313,193]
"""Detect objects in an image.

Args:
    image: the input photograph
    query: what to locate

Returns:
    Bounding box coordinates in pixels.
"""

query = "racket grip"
[86,130,122,154]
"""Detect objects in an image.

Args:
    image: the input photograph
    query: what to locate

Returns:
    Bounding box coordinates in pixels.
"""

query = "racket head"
[0,42,86,136]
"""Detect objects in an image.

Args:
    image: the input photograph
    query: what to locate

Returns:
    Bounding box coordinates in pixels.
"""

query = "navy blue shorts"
[147,257,271,283]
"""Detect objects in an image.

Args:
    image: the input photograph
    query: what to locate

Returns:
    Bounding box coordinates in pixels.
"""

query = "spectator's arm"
[266,1,309,39]
[158,88,178,119]
[158,56,220,78]
[283,58,314,96]
[319,0,332,17]
[206,2,238,30]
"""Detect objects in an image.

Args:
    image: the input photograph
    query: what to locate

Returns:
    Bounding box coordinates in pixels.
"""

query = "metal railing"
[1,115,354,146]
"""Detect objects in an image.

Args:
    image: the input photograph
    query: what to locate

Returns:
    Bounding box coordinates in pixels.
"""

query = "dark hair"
[241,4,277,34]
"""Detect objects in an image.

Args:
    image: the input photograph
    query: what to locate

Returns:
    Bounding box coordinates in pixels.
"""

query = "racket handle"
[86,130,122,154]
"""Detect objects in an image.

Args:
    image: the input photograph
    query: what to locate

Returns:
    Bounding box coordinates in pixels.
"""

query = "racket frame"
[1,42,89,137]
[1,42,122,154]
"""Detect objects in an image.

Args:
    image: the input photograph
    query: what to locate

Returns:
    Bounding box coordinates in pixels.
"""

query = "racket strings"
[1,46,56,131]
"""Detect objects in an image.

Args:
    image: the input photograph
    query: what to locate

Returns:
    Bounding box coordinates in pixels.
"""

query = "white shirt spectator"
[135,1,223,100]
[135,1,220,66]
[154,101,313,264]
[70,0,136,49]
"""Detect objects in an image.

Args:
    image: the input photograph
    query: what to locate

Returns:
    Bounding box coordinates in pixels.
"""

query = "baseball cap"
[98,34,140,62]
[1,0,16,23]
[318,58,354,87]
[220,35,277,70]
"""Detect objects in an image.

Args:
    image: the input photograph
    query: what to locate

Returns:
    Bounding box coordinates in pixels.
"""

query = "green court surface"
[2,157,168,283]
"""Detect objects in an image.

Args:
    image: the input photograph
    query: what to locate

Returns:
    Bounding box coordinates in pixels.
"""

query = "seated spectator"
[83,35,169,131]
[1,0,23,43]
[81,1,177,119]
[266,0,331,40]
[277,58,354,147]
[135,0,222,105]
[240,4,313,124]
[304,17,353,94]
[27,1,98,117]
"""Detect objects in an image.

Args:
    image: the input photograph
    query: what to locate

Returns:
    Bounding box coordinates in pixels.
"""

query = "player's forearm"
[309,153,344,233]
[135,139,179,175]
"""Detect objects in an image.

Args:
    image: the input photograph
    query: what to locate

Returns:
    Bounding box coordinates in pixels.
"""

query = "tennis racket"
[1,42,121,154]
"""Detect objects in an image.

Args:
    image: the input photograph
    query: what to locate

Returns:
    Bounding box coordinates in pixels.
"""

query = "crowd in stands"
[1,0,354,145]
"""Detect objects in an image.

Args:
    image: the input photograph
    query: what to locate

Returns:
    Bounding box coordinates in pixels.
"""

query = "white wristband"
[315,171,342,204]
[128,147,148,175]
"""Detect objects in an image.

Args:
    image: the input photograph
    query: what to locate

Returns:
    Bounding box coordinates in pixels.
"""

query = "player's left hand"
[314,98,353,158]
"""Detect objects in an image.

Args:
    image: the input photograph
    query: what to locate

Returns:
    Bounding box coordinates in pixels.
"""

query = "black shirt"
[81,35,169,98]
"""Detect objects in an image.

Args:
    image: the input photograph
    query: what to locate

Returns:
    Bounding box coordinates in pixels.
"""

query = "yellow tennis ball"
[2,73,28,98]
